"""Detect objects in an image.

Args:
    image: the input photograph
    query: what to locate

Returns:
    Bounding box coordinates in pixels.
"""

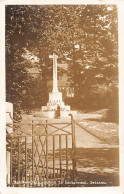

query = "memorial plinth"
[41,54,77,118]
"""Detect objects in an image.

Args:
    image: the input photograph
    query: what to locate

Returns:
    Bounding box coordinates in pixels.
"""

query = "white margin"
[0,0,124,194]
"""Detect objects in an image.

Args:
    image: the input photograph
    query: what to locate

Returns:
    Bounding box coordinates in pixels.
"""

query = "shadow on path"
[75,147,119,187]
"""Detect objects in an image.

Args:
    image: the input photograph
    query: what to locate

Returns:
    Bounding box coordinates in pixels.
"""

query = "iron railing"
[6,115,76,187]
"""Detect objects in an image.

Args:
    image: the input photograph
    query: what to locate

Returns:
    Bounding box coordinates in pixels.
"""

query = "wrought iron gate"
[6,114,76,187]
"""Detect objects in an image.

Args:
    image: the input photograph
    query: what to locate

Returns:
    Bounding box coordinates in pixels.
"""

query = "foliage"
[6,5,118,120]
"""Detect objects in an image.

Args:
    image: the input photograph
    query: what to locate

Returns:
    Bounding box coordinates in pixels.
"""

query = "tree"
[6,5,81,112]
[6,5,118,118]
[65,5,118,112]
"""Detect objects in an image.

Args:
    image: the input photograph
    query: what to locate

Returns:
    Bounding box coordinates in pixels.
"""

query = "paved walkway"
[75,124,112,148]
[22,111,118,149]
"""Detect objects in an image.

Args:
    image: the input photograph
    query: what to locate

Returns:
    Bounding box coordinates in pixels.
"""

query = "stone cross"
[49,54,58,92]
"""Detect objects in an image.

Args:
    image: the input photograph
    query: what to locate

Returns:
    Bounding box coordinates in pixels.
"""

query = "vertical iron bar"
[72,118,75,181]
[66,135,68,173]
[32,120,34,186]
[74,122,76,148]
[73,121,76,181]
[73,121,76,163]
[29,172,31,187]
[70,114,76,181]
[10,137,13,186]
[46,120,48,180]
[59,135,62,178]
[22,174,23,187]
[53,135,55,178]
[18,136,20,183]
[25,136,27,187]
[71,116,74,170]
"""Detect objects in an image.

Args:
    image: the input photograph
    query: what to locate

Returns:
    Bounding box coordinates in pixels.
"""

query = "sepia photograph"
[3,2,122,191]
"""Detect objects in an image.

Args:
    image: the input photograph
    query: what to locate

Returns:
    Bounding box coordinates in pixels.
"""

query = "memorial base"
[41,110,77,118]
[41,91,77,118]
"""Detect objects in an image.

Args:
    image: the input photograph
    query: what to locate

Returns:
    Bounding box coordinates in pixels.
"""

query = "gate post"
[69,114,77,182]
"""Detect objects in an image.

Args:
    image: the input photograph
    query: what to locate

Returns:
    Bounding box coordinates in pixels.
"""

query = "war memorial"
[41,53,77,118]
